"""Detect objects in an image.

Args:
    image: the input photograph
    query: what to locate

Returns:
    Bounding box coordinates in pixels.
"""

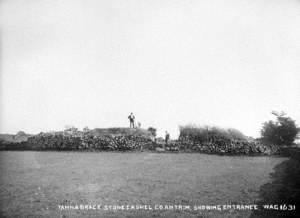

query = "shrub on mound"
[179,125,248,142]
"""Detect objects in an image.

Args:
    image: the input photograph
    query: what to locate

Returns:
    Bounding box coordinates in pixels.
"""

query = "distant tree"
[16,131,26,136]
[147,127,157,138]
[261,111,299,146]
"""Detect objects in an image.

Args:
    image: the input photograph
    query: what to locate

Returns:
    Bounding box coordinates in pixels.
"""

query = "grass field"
[0,151,286,218]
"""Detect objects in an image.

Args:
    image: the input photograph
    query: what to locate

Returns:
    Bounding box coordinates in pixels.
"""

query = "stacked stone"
[25,134,153,151]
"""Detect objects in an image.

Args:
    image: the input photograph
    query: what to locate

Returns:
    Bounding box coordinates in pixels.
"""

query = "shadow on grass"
[250,148,300,218]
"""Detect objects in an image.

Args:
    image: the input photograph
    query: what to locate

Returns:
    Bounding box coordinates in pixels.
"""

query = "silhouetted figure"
[165,131,170,144]
[128,112,135,128]
[164,131,170,150]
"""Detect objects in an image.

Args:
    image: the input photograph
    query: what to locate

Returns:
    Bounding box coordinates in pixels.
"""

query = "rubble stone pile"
[22,134,154,151]
[0,127,279,155]
[173,138,279,155]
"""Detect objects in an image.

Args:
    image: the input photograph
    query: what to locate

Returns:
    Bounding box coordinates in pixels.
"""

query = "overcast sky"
[1,0,300,138]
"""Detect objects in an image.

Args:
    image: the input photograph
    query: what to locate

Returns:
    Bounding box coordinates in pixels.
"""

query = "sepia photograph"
[0,0,300,217]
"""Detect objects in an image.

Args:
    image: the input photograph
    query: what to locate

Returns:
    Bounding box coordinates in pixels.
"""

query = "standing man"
[165,131,170,144]
[165,131,170,150]
[128,112,135,128]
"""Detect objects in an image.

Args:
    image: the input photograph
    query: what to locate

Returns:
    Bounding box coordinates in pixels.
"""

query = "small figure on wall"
[164,131,170,150]
[128,112,135,128]
[165,131,170,144]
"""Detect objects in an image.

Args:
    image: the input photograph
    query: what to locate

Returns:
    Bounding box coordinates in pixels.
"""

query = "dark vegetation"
[250,147,300,218]
[261,111,299,146]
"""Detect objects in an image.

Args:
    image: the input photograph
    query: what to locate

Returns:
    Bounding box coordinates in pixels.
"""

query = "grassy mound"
[179,125,248,141]
[89,127,153,138]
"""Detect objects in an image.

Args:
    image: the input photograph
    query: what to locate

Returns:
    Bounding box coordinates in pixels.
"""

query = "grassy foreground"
[0,151,286,218]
